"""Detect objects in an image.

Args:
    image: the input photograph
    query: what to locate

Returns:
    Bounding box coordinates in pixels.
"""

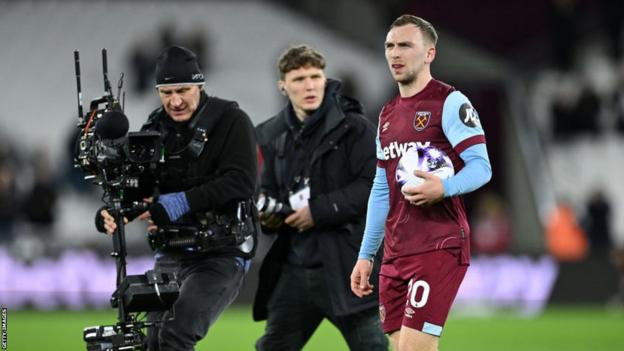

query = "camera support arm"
[109,195,130,324]
[77,48,180,351]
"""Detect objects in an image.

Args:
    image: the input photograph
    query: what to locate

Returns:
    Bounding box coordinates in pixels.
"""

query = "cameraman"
[98,46,257,350]
[253,45,387,350]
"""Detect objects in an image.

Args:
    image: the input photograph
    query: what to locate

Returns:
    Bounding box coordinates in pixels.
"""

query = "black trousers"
[146,254,246,351]
[256,264,388,351]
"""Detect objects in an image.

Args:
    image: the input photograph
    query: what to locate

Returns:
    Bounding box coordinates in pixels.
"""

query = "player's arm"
[358,166,389,261]
[403,91,491,205]
[440,91,491,196]
[351,129,389,298]
[351,166,389,297]
[405,146,491,205]
[442,144,491,196]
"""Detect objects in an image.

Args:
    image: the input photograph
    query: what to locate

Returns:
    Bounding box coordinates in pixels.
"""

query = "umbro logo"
[382,121,390,133]
[404,307,415,319]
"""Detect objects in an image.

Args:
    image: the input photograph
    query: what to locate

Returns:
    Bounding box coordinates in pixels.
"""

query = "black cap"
[154,46,205,87]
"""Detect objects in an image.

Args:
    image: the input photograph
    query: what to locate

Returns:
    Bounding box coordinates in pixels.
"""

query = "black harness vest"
[142,96,257,254]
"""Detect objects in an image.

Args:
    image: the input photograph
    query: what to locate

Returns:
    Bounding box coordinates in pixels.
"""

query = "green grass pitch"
[5,305,623,350]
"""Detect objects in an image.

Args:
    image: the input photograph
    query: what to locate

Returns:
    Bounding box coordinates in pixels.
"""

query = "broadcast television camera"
[74,52,160,196]
[73,49,180,351]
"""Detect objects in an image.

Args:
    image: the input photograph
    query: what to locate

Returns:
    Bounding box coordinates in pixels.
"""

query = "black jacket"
[143,91,258,258]
[253,80,380,320]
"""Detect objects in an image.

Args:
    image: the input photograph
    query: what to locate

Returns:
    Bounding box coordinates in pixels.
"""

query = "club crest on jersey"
[413,111,431,131]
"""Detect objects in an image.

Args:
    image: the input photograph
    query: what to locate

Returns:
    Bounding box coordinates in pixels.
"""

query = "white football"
[396,147,425,187]
[395,146,455,188]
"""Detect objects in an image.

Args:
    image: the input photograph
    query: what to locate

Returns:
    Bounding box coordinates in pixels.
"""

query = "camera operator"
[98,45,258,351]
[253,45,387,350]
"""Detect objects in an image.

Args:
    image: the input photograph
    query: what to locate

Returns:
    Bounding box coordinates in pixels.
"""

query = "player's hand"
[284,206,315,232]
[401,170,445,206]
[350,259,374,298]
[100,209,128,236]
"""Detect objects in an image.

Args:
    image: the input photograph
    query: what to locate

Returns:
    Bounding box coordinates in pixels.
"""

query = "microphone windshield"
[95,110,129,139]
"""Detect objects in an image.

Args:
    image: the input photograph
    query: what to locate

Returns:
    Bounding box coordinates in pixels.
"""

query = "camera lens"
[256,195,267,212]
[257,195,279,214]
[256,195,293,217]
[264,197,277,214]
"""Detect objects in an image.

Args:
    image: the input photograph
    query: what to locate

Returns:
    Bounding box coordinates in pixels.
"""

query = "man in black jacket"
[99,46,257,350]
[253,45,387,351]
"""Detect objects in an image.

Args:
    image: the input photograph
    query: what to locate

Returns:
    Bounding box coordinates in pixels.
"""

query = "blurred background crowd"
[1,0,623,314]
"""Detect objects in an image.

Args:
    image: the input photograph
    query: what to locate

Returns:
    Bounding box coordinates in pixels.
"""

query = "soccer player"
[350,15,492,351]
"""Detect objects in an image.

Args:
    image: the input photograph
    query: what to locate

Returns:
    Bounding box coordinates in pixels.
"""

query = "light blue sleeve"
[358,166,389,260]
[442,91,485,147]
[358,125,388,260]
[440,91,491,196]
[441,144,492,197]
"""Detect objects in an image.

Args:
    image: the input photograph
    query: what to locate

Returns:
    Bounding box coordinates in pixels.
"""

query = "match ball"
[395,146,455,188]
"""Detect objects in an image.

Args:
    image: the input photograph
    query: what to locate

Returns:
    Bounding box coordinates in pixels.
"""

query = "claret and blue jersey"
[359,79,492,262]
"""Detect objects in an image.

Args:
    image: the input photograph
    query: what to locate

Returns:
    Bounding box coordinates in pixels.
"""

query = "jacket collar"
[317,79,346,136]
[262,79,346,140]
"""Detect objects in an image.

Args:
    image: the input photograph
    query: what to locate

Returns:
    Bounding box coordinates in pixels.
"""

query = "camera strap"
[146,95,238,163]
[183,97,222,158]
[274,132,288,191]
[285,128,323,193]
[186,96,239,159]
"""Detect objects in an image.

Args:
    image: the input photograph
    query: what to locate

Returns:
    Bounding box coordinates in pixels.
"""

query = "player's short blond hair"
[390,14,438,46]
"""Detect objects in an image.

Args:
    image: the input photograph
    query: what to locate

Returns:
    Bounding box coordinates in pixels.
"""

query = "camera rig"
[73,49,179,351]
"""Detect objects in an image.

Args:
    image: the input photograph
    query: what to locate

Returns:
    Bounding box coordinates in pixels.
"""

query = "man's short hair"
[390,15,438,46]
[278,45,326,79]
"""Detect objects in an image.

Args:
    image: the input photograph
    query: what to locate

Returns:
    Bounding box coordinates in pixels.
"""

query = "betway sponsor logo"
[383,141,430,160]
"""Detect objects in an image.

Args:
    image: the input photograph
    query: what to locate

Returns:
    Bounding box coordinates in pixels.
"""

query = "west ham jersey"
[377,79,486,261]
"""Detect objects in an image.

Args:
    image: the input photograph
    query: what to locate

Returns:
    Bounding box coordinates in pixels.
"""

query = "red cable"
[83,109,97,136]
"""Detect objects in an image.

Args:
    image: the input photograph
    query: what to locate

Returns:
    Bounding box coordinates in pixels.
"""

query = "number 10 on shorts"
[407,279,430,308]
